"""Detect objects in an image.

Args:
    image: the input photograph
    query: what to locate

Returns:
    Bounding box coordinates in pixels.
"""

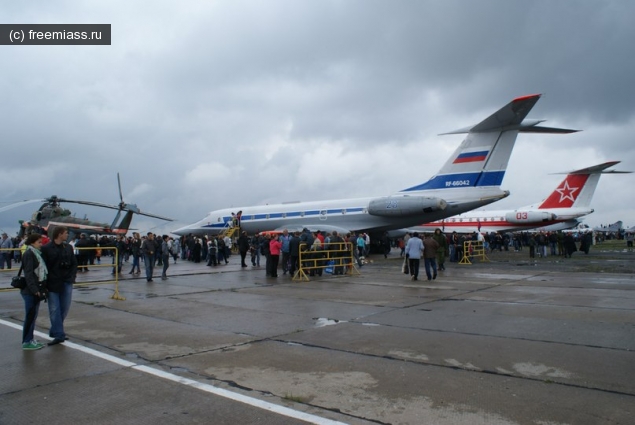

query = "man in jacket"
[41,226,77,345]
[404,232,424,281]
[422,234,440,281]
[141,232,156,282]
[0,232,13,269]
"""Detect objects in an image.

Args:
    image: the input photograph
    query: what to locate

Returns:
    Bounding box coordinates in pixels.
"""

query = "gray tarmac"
[1,250,634,425]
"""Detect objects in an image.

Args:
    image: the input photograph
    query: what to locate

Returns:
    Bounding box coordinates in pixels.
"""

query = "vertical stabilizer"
[538,161,628,209]
[400,94,579,192]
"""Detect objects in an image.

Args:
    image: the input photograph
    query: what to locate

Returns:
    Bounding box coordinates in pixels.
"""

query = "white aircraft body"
[408,161,630,234]
[174,94,577,238]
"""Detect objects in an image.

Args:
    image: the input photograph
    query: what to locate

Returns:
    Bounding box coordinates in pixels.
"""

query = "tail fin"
[401,94,579,192]
[539,161,630,209]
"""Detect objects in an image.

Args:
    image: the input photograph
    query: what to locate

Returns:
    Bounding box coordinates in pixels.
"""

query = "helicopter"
[0,173,173,239]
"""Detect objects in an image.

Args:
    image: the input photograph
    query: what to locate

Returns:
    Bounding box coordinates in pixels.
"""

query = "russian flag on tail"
[453,150,489,164]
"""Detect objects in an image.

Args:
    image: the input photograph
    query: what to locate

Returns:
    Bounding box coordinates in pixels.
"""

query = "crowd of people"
[178,228,376,278]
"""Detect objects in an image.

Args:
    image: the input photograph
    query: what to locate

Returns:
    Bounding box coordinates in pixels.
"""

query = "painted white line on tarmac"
[1,318,347,425]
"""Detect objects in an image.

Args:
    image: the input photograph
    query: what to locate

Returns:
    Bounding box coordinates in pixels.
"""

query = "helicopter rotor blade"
[117,172,124,206]
[133,211,174,221]
[0,199,48,214]
[52,198,123,211]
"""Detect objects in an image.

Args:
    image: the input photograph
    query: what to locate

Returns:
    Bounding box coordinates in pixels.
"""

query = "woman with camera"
[21,233,48,350]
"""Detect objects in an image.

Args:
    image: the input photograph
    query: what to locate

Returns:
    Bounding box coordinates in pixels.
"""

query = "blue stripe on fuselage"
[400,171,505,192]
[201,207,367,229]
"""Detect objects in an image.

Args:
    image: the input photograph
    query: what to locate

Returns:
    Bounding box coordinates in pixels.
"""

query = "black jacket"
[21,248,44,296]
[41,241,77,292]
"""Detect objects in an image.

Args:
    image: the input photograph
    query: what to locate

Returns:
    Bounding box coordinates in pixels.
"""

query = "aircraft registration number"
[445,180,471,187]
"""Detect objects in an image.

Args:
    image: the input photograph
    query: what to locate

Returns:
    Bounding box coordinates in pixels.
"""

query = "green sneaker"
[22,341,44,350]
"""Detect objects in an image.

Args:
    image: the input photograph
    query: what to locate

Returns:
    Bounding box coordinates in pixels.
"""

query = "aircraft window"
[300,212,305,217]
[217,217,221,222]
[459,219,463,222]
[362,208,368,214]
[266,214,270,219]
[342,209,346,214]
[320,210,326,216]
[282,213,286,218]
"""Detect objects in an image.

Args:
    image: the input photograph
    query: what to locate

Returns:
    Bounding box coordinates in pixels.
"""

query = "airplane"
[0,174,173,239]
[593,220,624,233]
[408,161,630,234]
[173,94,578,239]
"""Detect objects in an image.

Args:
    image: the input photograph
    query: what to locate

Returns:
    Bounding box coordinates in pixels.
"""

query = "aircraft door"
[319,209,328,221]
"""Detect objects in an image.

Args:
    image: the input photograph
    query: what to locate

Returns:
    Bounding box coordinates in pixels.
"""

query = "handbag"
[402,258,410,275]
[11,265,26,289]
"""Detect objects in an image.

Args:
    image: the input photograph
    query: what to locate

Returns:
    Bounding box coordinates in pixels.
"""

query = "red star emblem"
[555,180,579,203]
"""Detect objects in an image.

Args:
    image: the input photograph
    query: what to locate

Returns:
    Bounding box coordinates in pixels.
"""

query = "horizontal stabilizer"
[441,95,580,135]
[552,161,632,175]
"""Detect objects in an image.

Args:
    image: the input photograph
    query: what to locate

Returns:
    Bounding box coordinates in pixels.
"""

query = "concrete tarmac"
[1,251,634,424]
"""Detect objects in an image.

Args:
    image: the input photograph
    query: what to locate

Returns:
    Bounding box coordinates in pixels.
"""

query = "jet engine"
[368,196,447,217]
[504,211,556,223]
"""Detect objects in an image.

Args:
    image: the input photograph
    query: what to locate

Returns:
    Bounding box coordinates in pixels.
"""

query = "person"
[309,232,323,277]
[171,237,180,263]
[261,233,271,276]
[269,233,282,277]
[563,233,577,258]
[279,229,291,274]
[20,233,48,350]
[237,231,250,267]
[288,231,301,276]
[433,228,448,271]
[1,231,14,269]
[250,234,261,266]
[141,232,156,282]
[206,237,218,266]
[41,226,77,346]
[75,233,91,272]
[404,232,424,280]
[356,234,366,260]
[381,232,391,259]
[129,232,142,275]
[161,235,170,280]
[422,233,440,280]
[528,234,536,259]
[111,234,126,275]
[329,231,345,275]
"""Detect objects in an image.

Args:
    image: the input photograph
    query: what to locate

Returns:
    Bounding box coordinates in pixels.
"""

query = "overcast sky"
[2,0,634,237]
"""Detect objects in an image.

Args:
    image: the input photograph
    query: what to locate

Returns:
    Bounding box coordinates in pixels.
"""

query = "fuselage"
[415,206,594,234]
[173,186,509,236]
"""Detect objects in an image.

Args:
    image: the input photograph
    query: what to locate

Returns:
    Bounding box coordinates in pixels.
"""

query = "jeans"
[162,256,169,277]
[144,254,155,280]
[47,282,73,339]
[1,252,12,269]
[131,254,140,273]
[424,257,437,280]
[112,253,123,274]
[22,293,41,343]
